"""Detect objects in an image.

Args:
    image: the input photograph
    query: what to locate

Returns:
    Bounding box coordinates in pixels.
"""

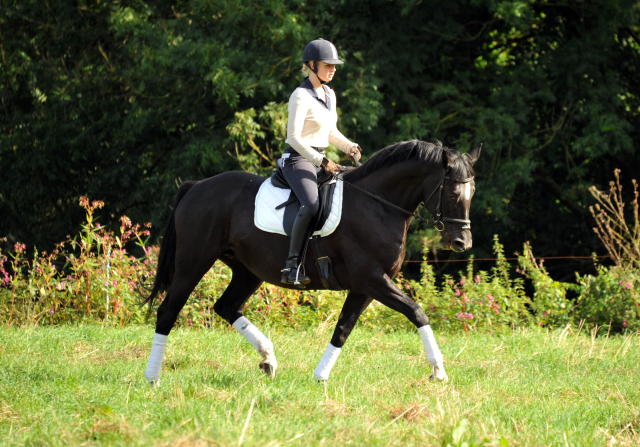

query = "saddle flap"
[270,156,290,189]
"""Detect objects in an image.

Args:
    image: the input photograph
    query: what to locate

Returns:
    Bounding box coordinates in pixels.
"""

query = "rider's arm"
[327,89,359,156]
[329,127,358,155]
[285,90,325,166]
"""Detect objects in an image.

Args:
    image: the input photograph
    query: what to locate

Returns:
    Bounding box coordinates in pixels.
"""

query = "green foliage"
[576,265,640,332]
[441,419,492,447]
[1,196,639,335]
[517,241,575,329]
[408,235,531,332]
[574,169,640,332]
[0,197,156,326]
[2,0,640,275]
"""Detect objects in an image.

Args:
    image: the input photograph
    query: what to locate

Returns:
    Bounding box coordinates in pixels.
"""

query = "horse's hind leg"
[145,253,217,386]
[213,260,277,378]
[314,291,372,381]
[362,273,448,382]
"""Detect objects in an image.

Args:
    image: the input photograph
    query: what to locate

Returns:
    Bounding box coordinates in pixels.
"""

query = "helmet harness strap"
[305,61,330,86]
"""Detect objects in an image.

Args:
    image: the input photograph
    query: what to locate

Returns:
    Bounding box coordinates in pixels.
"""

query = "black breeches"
[281,151,330,216]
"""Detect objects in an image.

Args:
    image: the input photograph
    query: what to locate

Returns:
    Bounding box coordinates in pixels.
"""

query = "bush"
[517,242,575,329]
[2,188,639,334]
[573,169,640,332]
[408,235,531,332]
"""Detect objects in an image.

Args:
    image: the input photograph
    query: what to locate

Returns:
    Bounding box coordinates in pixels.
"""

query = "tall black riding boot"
[281,205,315,286]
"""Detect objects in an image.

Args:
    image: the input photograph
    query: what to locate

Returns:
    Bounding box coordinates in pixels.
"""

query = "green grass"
[0,323,638,446]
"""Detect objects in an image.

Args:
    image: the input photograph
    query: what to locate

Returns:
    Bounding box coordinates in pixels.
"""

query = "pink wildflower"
[543,310,548,316]
[406,285,411,290]
[623,320,628,328]
[460,279,465,286]
[50,308,54,314]
[626,283,632,290]
[14,243,26,254]
[479,301,483,306]
[486,294,494,302]
[455,289,461,296]
[475,275,481,283]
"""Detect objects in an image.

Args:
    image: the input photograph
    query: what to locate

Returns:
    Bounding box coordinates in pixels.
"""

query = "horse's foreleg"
[314,291,372,381]
[363,274,448,382]
[212,263,276,378]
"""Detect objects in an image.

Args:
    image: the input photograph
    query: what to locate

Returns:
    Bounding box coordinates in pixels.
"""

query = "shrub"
[574,169,640,332]
[517,242,575,329]
[0,197,155,326]
[409,235,531,332]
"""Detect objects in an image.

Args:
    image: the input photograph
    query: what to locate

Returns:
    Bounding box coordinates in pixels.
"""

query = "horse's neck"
[355,162,442,213]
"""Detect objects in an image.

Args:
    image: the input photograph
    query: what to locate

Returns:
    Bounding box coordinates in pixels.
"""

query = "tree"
[2,0,639,282]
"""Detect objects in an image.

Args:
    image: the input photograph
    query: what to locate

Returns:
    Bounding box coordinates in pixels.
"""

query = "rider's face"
[312,61,336,83]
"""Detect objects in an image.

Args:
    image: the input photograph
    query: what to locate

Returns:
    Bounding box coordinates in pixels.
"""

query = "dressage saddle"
[270,158,343,290]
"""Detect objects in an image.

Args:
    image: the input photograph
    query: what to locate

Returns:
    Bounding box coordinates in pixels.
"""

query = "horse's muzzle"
[440,231,472,252]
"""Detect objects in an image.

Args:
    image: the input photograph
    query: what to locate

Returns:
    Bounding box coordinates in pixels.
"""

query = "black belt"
[285,145,326,155]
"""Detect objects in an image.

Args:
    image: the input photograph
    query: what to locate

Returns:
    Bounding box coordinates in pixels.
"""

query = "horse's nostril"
[453,240,466,252]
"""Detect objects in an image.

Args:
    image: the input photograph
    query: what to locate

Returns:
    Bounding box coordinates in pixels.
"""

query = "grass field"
[0,323,638,446]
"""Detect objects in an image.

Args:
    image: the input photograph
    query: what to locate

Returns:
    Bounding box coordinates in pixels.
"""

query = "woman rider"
[281,38,362,286]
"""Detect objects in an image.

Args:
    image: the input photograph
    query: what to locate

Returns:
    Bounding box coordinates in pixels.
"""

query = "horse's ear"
[468,143,482,165]
[442,150,455,170]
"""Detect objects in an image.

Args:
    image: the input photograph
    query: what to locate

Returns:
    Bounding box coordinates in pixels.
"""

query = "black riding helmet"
[303,38,343,85]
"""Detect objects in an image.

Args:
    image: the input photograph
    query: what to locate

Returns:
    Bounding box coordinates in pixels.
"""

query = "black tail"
[144,181,198,309]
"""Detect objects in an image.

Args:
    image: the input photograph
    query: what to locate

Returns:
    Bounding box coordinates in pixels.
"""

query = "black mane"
[342,140,474,182]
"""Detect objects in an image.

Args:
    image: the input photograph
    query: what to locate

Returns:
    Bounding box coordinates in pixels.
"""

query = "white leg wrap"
[314,343,341,381]
[145,333,167,387]
[418,325,448,382]
[233,317,277,376]
[232,316,274,355]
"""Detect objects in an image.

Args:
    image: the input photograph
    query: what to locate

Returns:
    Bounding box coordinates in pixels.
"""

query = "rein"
[337,169,473,233]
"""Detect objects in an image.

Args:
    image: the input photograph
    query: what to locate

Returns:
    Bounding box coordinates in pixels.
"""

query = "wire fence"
[403,255,611,263]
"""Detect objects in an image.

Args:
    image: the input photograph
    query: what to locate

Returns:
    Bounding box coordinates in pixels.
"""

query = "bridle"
[338,168,474,235]
[423,169,474,233]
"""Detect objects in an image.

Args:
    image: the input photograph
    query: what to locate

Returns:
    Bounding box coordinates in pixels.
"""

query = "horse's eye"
[449,195,457,200]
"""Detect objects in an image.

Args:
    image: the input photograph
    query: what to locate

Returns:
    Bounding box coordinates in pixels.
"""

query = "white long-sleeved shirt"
[284,78,356,166]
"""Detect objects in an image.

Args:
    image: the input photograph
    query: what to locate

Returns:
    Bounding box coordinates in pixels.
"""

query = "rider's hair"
[301,63,311,75]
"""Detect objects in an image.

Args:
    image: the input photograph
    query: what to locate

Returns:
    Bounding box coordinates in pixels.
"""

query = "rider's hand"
[321,157,341,175]
[349,144,362,163]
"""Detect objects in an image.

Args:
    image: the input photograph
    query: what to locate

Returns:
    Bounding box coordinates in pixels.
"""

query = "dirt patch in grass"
[388,403,431,423]
[0,400,19,422]
[319,399,353,418]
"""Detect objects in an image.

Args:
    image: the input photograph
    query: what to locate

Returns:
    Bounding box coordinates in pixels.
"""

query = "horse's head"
[431,143,481,252]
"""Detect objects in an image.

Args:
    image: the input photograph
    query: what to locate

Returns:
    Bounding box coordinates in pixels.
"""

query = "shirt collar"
[300,77,331,111]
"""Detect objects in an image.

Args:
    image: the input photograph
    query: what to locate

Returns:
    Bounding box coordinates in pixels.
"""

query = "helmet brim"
[320,58,344,65]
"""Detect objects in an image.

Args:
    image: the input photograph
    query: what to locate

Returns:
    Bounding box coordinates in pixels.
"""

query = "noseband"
[338,169,474,233]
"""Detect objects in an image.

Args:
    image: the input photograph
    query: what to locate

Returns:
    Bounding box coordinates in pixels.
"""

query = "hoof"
[429,374,449,382]
[259,362,277,379]
[429,364,448,382]
[147,380,160,388]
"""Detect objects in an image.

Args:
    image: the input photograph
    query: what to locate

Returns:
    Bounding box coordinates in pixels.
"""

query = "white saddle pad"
[254,179,343,237]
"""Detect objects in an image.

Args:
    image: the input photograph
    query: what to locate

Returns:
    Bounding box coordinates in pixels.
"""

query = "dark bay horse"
[143,140,481,385]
